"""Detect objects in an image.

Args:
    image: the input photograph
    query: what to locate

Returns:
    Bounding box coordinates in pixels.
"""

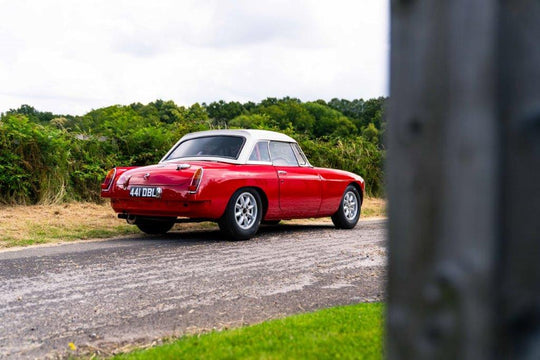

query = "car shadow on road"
[118,223,337,246]
[258,223,335,234]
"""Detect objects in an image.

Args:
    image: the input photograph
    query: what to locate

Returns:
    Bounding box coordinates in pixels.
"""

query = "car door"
[269,141,322,218]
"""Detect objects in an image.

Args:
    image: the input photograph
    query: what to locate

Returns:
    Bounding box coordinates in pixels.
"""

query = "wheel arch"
[215,185,269,220]
[348,182,364,205]
[218,185,266,240]
[253,186,269,218]
[230,185,269,219]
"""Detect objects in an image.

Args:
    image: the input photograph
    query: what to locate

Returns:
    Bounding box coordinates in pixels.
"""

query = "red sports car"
[101,129,365,240]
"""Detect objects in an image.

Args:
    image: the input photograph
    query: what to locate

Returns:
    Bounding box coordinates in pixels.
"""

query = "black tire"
[136,217,176,234]
[219,188,263,240]
[331,185,361,229]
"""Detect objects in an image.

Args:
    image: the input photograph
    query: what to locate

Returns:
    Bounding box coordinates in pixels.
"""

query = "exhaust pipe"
[126,214,137,225]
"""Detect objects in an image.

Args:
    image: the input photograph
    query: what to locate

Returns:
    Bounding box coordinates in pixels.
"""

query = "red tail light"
[188,168,203,193]
[101,168,117,191]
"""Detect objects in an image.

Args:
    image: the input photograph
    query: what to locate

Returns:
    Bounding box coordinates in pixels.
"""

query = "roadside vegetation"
[0,202,138,248]
[107,302,383,360]
[0,198,385,248]
[0,97,386,205]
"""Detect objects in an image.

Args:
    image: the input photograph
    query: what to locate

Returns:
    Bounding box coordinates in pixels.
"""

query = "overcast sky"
[0,0,389,115]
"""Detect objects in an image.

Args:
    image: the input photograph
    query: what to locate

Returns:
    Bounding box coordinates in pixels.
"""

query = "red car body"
[101,129,365,239]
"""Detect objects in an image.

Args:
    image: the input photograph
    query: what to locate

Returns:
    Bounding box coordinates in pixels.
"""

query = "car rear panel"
[102,161,242,219]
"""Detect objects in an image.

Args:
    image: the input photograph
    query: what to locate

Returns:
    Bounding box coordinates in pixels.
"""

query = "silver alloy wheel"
[234,192,258,230]
[343,191,358,220]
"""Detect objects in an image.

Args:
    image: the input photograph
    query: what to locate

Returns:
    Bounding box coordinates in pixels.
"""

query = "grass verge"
[0,202,140,248]
[110,302,383,360]
[0,198,386,249]
[361,197,386,218]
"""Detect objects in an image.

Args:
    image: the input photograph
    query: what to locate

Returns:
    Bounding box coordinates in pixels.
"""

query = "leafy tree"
[6,104,63,124]
[152,99,187,124]
[243,101,257,112]
[229,114,270,129]
[258,104,288,129]
[255,99,315,133]
[328,98,365,120]
[302,102,357,137]
[362,122,379,145]
[358,97,386,130]
[185,103,208,124]
[204,100,245,126]
[259,97,279,107]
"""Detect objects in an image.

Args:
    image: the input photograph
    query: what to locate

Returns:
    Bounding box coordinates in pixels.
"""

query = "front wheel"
[136,218,176,234]
[331,185,361,229]
[219,188,262,240]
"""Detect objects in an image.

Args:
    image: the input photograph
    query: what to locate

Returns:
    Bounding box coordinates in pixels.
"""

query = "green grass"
[29,224,139,240]
[112,303,383,360]
[2,225,139,248]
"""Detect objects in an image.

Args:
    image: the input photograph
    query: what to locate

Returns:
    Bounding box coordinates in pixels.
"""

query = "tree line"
[0,97,386,204]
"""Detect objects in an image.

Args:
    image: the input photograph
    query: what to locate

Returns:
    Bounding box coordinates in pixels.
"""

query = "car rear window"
[165,136,245,160]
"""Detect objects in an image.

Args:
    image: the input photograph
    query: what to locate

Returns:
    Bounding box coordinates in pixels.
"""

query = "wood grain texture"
[387,0,539,359]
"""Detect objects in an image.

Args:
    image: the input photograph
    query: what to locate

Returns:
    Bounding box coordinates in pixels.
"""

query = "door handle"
[278,170,287,175]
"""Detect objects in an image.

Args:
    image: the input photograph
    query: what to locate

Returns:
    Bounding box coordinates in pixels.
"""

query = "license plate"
[129,187,162,198]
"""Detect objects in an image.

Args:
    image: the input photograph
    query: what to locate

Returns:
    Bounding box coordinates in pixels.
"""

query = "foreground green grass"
[112,303,383,360]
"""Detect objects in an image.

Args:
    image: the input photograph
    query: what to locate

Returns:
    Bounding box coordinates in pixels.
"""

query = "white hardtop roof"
[160,129,301,165]
[180,129,297,143]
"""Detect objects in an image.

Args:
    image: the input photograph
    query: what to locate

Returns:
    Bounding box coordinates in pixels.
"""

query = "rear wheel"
[219,188,262,240]
[136,218,176,234]
[331,185,361,229]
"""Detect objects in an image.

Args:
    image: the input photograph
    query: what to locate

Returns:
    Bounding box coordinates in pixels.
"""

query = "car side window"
[292,143,308,166]
[269,141,299,166]
[249,141,271,162]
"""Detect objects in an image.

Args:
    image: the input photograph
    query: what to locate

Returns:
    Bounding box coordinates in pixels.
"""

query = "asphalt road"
[0,219,387,359]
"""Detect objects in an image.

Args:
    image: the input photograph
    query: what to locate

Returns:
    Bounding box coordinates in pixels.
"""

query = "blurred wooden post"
[386,1,540,359]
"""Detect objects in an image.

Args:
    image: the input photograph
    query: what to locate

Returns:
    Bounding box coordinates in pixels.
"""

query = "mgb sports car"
[101,129,365,240]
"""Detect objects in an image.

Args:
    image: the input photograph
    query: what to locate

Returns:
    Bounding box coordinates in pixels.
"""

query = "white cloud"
[0,0,388,115]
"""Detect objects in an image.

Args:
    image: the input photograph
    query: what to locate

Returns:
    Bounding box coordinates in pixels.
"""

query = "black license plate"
[129,187,162,198]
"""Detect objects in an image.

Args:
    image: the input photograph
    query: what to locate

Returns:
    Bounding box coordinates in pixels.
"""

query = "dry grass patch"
[0,202,139,248]
[362,197,386,218]
[0,202,218,249]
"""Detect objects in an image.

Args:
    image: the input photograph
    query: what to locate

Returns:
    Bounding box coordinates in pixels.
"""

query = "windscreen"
[165,136,245,160]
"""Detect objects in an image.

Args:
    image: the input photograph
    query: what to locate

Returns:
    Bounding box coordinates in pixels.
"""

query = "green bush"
[296,135,384,197]
[0,115,71,203]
